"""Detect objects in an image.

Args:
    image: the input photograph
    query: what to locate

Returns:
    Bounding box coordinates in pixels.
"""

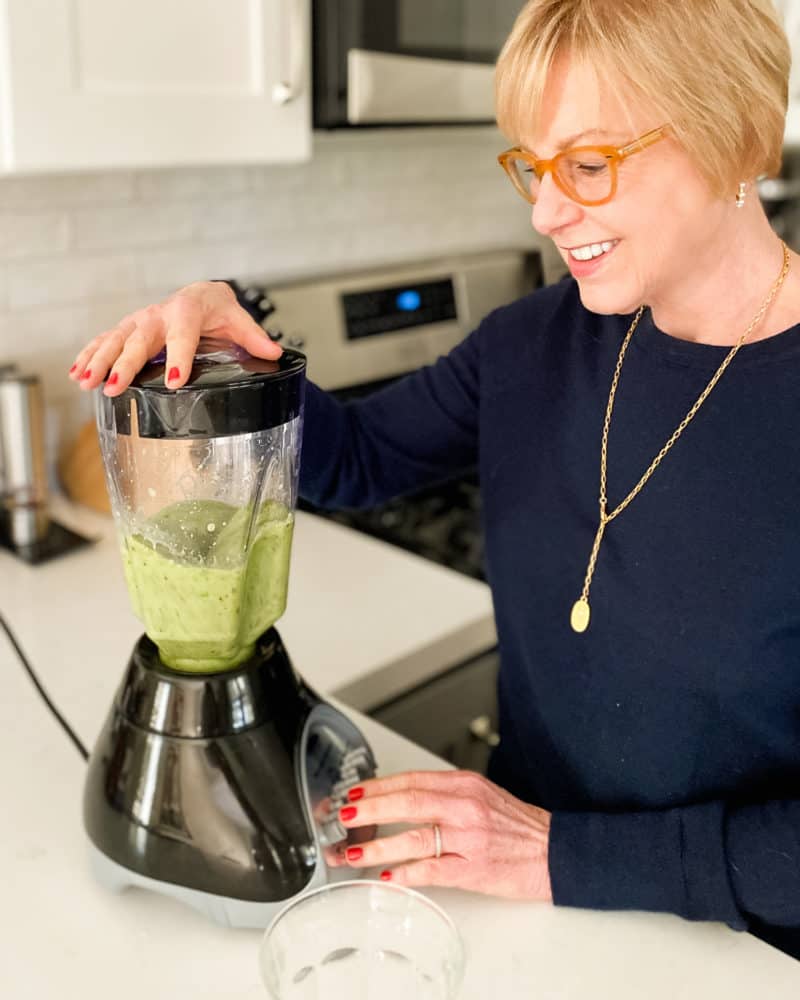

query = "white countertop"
[1,501,799,998]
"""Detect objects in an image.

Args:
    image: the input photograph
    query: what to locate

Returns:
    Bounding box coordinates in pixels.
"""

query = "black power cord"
[0,609,89,762]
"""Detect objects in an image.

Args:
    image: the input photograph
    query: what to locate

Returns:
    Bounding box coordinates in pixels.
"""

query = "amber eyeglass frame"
[497,125,670,207]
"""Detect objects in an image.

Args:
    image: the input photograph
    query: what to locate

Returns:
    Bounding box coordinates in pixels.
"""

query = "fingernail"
[380,870,392,881]
[69,364,77,374]
[339,806,358,822]
[107,372,119,387]
[345,847,363,862]
[167,366,180,382]
[347,786,364,802]
[80,369,92,381]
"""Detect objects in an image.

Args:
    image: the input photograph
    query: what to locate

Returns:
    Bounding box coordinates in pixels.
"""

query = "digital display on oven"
[342,278,457,340]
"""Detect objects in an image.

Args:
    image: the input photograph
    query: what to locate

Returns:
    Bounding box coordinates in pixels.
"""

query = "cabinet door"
[0,0,311,172]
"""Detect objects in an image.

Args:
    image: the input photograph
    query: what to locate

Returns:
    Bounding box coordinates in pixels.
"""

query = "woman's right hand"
[68,280,283,397]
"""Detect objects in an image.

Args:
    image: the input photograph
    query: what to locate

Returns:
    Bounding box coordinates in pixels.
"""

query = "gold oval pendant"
[570,599,590,633]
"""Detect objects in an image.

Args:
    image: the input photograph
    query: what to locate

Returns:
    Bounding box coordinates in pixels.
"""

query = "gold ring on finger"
[432,823,443,859]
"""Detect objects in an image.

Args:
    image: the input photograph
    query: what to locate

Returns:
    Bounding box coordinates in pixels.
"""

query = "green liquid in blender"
[121,499,294,673]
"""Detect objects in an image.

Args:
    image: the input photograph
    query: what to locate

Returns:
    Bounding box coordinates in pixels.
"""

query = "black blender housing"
[84,630,322,902]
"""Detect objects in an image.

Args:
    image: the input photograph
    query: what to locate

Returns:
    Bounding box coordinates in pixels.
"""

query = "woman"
[70,0,800,960]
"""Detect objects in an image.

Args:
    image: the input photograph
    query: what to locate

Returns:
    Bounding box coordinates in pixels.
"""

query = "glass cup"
[259,880,465,1000]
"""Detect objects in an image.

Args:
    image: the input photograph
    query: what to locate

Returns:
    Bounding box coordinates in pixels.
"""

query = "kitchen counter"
[1,500,799,998]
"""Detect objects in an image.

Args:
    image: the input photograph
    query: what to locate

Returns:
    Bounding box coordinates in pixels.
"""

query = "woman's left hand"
[329,769,553,901]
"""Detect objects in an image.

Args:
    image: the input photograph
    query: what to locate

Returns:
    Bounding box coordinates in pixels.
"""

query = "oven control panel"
[342,278,456,340]
[234,248,544,390]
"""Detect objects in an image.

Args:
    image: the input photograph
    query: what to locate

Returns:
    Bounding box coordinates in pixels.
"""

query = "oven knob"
[468,714,501,747]
[241,286,275,320]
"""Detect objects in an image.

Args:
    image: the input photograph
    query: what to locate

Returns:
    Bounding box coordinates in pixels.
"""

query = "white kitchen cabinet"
[0,0,311,172]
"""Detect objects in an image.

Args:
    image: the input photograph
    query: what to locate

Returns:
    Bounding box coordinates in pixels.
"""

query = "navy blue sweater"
[298,277,800,959]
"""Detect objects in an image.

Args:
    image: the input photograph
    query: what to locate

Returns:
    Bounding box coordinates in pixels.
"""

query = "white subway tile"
[1,302,95,362]
[0,213,70,259]
[138,242,252,292]
[72,202,196,250]
[248,162,320,197]
[86,295,157,332]
[7,254,139,310]
[0,172,136,209]
[136,167,250,201]
[236,231,370,284]
[190,196,273,241]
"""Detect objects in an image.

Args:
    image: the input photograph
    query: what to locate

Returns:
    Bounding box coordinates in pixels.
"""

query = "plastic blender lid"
[103,340,306,439]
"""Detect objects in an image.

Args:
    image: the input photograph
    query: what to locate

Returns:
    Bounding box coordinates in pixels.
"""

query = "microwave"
[312,0,524,128]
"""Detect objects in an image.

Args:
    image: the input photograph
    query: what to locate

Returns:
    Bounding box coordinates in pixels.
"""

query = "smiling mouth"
[563,240,619,262]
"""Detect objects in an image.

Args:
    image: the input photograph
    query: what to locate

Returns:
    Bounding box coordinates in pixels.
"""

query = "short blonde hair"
[495,0,790,198]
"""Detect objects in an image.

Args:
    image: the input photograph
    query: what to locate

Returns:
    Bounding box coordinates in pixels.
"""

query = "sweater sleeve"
[549,797,800,931]
[298,319,483,509]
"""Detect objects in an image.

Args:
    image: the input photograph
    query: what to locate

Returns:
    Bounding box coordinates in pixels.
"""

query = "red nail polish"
[80,369,92,380]
[167,366,180,382]
[69,364,77,373]
[340,806,358,822]
[345,846,363,862]
[380,870,392,881]
[347,786,364,802]
[107,372,119,387]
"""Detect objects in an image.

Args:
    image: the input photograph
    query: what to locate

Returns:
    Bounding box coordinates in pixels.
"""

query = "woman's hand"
[330,769,553,901]
[68,280,282,397]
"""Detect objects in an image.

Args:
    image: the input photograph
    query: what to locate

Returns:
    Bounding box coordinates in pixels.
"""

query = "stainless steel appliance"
[313,0,524,127]
[0,369,90,563]
[233,248,543,772]
[759,151,800,251]
[84,341,377,928]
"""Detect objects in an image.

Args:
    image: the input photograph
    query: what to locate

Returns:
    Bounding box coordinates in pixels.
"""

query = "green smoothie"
[121,499,294,673]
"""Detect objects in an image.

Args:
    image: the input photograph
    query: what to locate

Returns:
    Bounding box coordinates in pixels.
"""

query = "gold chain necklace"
[570,240,791,633]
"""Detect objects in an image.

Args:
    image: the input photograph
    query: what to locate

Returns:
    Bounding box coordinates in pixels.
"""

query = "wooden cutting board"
[58,419,111,514]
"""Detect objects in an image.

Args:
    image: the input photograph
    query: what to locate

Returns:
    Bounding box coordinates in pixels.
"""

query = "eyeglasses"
[497,125,669,207]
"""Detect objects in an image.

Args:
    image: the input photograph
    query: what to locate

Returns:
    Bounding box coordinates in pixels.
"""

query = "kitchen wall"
[0,127,547,472]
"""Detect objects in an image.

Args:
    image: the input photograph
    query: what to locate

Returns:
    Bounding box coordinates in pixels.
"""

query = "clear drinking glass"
[259,880,465,1000]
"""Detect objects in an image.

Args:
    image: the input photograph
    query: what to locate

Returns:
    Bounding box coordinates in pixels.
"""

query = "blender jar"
[96,339,306,673]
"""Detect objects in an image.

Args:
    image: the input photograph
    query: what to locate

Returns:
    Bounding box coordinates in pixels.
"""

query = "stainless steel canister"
[0,373,49,548]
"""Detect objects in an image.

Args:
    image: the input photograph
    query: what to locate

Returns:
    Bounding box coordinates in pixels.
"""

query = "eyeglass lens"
[507,150,613,203]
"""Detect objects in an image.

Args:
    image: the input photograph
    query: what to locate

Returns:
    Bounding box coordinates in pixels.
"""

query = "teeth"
[570,240,616,262]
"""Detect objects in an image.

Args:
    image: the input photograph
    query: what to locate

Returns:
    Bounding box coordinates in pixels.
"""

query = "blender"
[83,339,377,928]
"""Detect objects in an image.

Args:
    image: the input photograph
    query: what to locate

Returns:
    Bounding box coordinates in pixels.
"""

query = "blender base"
[87,842,351,929]
[83,628,377,928]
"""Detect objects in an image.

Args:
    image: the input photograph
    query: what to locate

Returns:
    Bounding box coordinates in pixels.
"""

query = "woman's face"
[525,54,730,316]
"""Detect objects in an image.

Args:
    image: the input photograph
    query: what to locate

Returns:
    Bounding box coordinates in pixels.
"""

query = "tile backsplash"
[0,127,547,473]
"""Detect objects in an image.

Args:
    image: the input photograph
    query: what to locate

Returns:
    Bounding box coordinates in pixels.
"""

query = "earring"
[735,182,747,209]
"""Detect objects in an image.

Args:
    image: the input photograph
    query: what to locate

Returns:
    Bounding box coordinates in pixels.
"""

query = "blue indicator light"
[396,289,421,312]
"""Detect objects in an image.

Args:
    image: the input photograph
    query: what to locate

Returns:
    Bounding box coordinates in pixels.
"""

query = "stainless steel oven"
[312,0,524,127]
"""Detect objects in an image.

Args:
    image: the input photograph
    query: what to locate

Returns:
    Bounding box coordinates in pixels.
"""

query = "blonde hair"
[495,0,790,198]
